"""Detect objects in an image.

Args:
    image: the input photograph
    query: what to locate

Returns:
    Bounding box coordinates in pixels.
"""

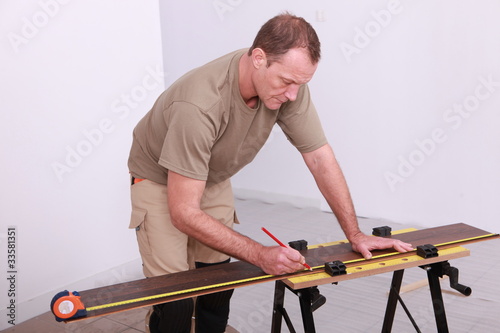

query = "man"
[128,13,413,333]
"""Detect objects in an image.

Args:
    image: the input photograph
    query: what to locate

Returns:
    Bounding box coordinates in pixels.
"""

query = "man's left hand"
[350,232,414,259]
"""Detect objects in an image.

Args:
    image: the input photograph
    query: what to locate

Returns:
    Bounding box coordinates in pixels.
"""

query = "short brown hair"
[248,13,321,66]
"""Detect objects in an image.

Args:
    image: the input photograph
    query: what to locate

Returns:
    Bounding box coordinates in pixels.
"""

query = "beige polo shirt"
[128,49,327,186]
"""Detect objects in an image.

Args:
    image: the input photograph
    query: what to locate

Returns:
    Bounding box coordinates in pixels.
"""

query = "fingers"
[352,234,415,260]
[281,247,307,272]
[261,247,306,275]
[362,251,372,260]
[350,240,373,259]
[393,240,413,253]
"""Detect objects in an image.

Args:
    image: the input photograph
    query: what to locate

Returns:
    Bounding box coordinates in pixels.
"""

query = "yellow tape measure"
[85,272,275,312]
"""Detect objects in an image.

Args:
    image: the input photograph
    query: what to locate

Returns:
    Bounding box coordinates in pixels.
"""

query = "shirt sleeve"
[158,102,216,181]
[277,85,328,153]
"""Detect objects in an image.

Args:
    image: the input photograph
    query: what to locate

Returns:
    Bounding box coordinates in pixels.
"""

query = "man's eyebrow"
[280,75,298,84]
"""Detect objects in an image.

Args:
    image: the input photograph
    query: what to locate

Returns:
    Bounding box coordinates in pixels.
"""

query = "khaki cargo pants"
[129,178,236,332]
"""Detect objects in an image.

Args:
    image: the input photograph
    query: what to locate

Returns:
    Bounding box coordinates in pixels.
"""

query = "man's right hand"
[257,246,307,275]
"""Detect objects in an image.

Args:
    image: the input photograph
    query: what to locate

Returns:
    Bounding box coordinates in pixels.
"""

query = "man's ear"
[251,48,267,69]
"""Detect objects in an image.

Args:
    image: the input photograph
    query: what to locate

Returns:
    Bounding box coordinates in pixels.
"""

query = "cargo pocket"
[129,208,151,256]
[129,208,147,230]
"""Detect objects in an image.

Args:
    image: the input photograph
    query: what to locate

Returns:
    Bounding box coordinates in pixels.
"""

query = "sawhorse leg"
[381,261,469,333]
[296,287,317,333]
[382,269,422,333]
[425,263,449,333]
[381,269,405,333]
[381,267,449,333]
[271,280,323,333]
[271,280,296,333]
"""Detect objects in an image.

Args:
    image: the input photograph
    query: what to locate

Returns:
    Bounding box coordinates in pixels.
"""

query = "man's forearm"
[170,206,264,266]
[303,144,414,258]
[302,144,363,241]
[166,170,311,274]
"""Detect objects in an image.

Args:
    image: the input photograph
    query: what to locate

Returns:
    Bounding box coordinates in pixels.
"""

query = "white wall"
[160,1,500,232]
[313,1,500,231]
[0,0,164,327]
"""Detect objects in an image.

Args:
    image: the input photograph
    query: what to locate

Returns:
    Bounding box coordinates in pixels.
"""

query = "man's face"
[253,48,318,110]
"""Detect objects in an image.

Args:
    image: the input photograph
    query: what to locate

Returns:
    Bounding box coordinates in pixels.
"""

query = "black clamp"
[293,286,327,312]
[372,226,392,237]
[309,286,327,312]
[325,260,347,277]
[416,244,439,258]
[288,239,308,251]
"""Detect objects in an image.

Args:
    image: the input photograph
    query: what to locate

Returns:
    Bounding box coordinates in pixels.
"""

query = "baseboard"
[233,188,322,209]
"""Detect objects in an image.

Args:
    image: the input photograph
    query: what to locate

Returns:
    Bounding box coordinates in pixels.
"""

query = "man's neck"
[238,54,259,108]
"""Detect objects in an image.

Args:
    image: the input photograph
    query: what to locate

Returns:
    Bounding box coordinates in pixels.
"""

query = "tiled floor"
[5,197,499,332]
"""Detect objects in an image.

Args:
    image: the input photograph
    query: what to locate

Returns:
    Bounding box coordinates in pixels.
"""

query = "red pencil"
[261,227,313,271]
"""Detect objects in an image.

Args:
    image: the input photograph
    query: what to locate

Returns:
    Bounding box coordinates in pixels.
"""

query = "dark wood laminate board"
[58,223,498,322]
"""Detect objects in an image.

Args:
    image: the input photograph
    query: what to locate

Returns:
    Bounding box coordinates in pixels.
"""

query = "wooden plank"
[60,223,498,321]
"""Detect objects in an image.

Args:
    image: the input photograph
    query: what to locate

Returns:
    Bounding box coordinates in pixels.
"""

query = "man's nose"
[284,84,300,102]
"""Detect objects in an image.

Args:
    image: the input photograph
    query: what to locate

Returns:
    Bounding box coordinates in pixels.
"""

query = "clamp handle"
[443,264,472,296]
